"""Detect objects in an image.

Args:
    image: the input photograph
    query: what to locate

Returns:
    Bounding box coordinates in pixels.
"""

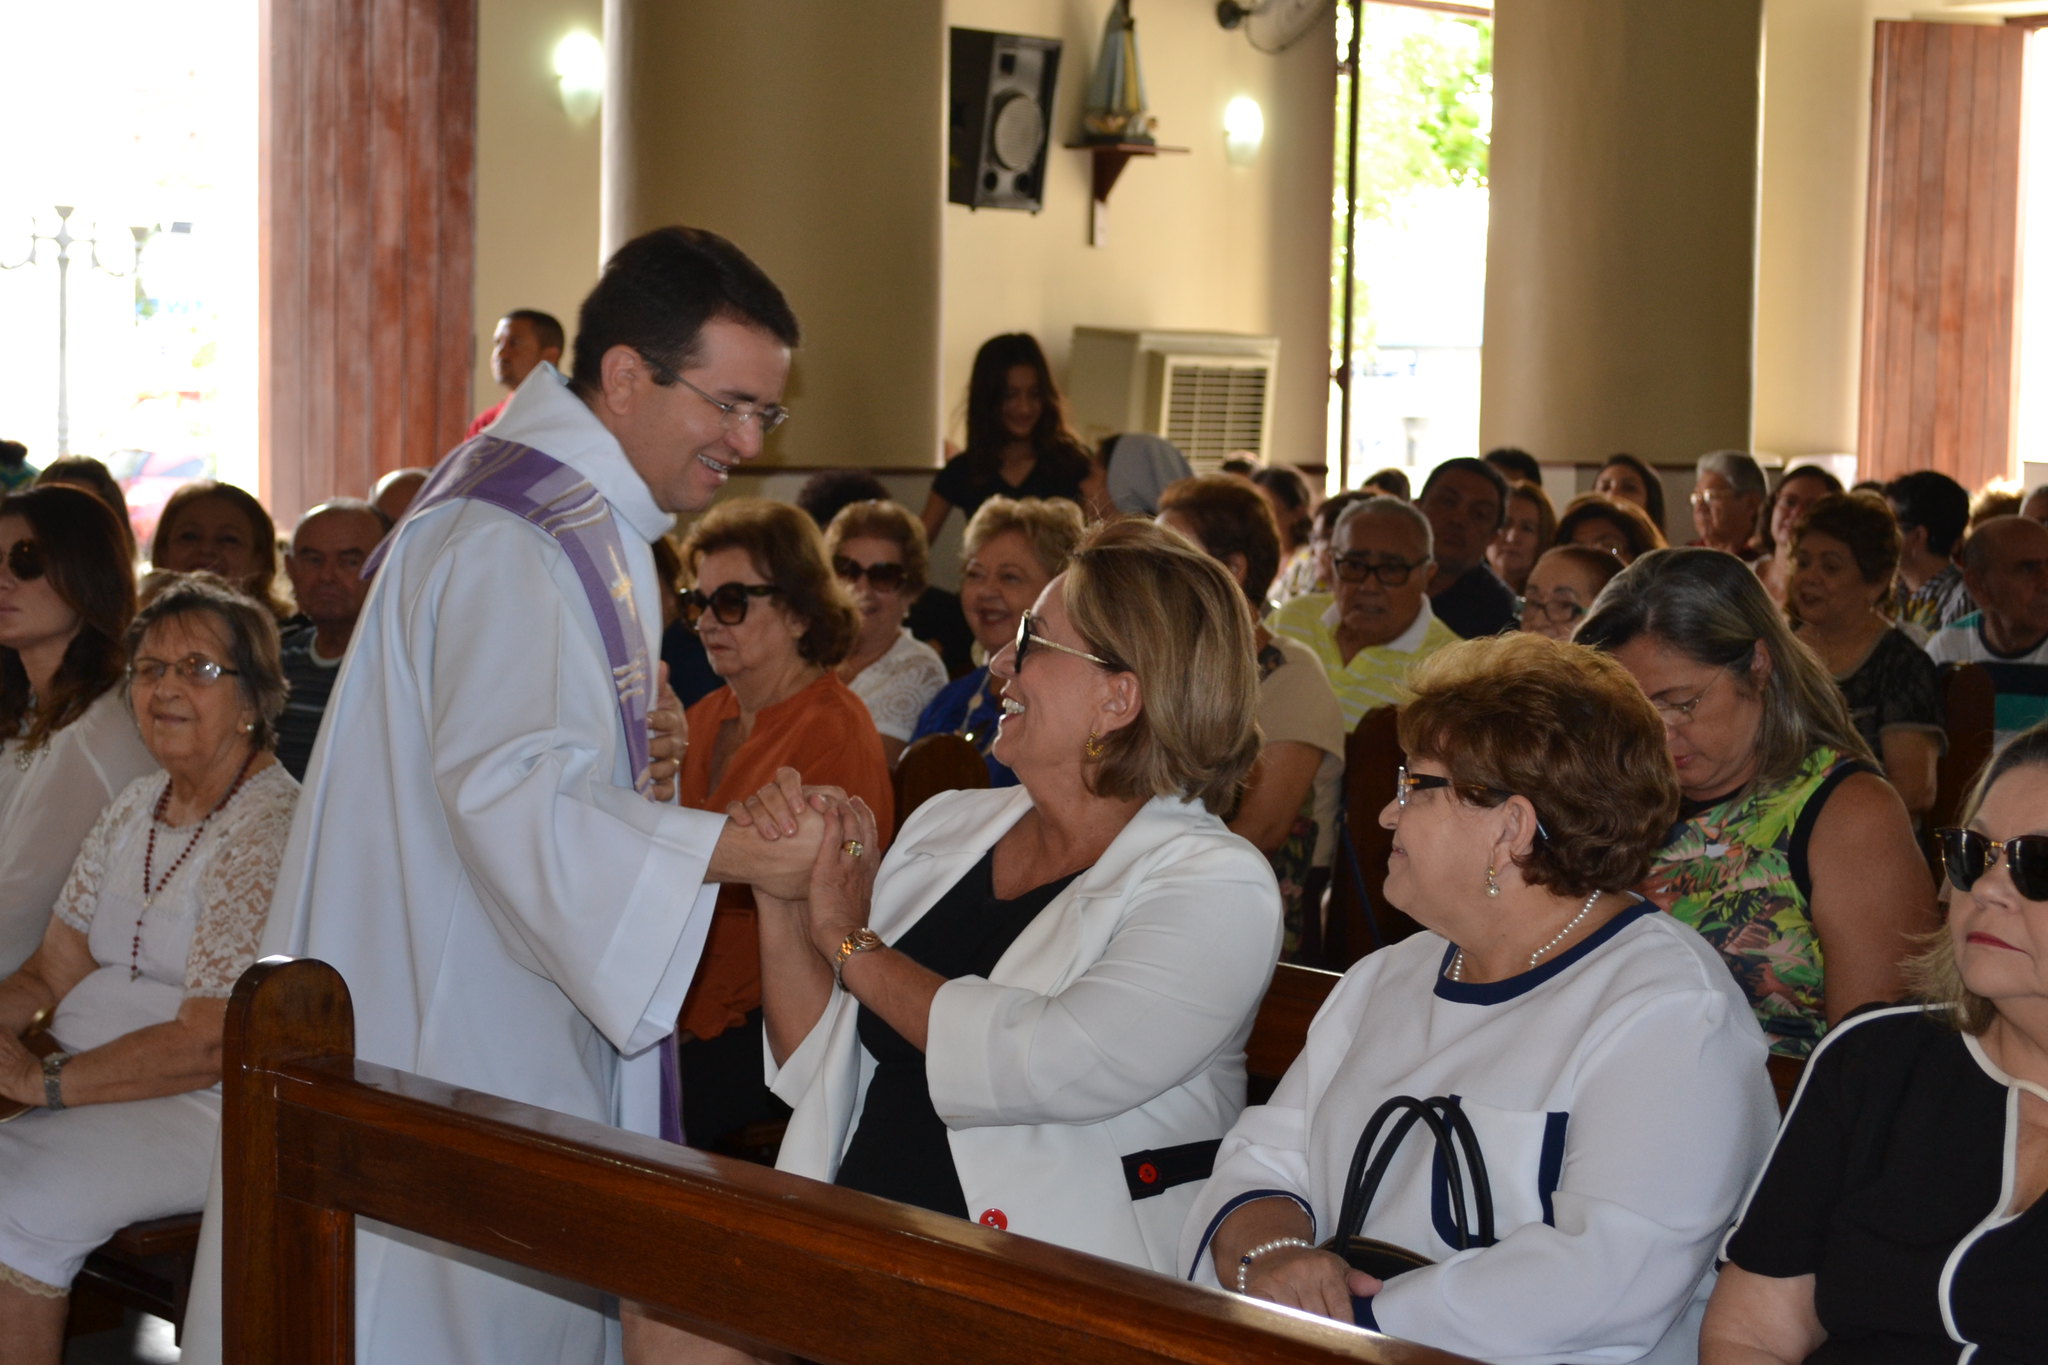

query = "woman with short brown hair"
[1186,631,1776,1362]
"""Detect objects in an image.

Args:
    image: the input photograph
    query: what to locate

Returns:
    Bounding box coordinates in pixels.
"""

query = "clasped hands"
[728,767,881,960]
[0,1028,44,1107]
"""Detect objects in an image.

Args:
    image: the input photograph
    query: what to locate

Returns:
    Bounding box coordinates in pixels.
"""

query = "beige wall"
[940,1,1336,470]
[605,0,946,473]
[472,0,605,417]
[1482,0,1764,468]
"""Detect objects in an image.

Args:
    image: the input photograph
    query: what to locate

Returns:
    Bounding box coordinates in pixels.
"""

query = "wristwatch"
[42,1051,70,1111]
[832,928,884,990]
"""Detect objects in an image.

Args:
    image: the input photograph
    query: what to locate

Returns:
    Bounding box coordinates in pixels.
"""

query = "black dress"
[1723,1006,2048,1364]
[832,848,1083,1217]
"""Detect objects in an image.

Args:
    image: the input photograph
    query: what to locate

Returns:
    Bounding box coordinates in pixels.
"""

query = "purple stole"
[369,435,685,1138]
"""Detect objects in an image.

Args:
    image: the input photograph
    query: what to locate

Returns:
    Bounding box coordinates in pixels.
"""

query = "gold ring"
[841,839,865,859]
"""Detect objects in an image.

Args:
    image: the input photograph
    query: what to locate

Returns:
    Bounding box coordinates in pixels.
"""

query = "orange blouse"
[676,672,894,1043]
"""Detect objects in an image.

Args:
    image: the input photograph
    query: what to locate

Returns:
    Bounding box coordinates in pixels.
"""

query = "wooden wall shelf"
[1065,142,1187,245]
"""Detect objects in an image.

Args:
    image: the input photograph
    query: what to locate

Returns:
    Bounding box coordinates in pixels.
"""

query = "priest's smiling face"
[599,316,793,515]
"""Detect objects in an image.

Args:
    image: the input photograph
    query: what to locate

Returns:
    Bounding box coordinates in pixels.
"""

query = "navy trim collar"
[1433,899,1655,1005]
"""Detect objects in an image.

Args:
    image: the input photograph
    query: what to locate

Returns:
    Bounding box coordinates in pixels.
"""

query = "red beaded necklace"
[134,749,259,980]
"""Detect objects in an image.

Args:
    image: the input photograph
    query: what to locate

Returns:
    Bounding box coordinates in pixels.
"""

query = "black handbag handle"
[1332,1095,1495,1252]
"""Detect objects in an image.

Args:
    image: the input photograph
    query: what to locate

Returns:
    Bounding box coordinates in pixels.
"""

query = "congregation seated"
[1415,457,1518,638]
[274,499,390,780]
[1926,514,2048,746]
[797,468,974,677]
[1515,544,1622,641]
[1885,469,1974,639]
[1484,478,1555,596]
[1554,490,1666,564]
[1156,474,1345,959]
[1688,450,1769,561]
[1185,631,1777,1362]
[0,575,297,1364]
[1593,452,1668,534]
[150,481,296,624]
[1272,496,1458,728]
[911,495,1085,786]
[1274,487,1368,601]
[670,498,894,1150]
[1786,491,1942,819]
[0,488,156,979]
[824,499,949,766]
[1752,464,1843,609]
[1702,723,2048,1364]
[1579,548,1936,1059]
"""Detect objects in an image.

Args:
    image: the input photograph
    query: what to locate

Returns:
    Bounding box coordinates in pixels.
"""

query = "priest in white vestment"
[183,228,816,1365]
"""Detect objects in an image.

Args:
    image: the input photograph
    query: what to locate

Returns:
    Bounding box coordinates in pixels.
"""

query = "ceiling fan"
[1215,0,1333,55]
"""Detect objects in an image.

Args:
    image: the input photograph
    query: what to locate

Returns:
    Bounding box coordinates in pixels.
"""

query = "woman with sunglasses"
[726,522,1279,1291]
[1185,632,1776,1362]
[0,575,295,1362]
[1579,548,1936,1061]
[669,498,894,1151]
[823,500,948,766]
[0,487,157,980]
[1703,724,2048,1364]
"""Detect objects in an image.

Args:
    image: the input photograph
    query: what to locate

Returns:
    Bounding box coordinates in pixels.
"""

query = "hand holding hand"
[805,797,882,961]
[0,1030,43,1107]
[1243,1246,1377,1325]
[726,767,845,840]
[645,664,686,803]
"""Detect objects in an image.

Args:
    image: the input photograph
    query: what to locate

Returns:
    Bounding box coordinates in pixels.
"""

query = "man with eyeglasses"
[182,228,826,1365]
[1272,497,1459,728]
[1927,515,2048,746]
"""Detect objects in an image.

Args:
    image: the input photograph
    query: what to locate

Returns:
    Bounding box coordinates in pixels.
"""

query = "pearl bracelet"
[1236,1236,1315,1294]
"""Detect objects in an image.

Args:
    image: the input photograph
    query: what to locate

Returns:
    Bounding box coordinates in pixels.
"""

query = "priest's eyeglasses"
[1012,610,1115,673]
[130,655,243,687]
[2,539,45,582]
[1936,827,2048,902]
[655,364,791,435]
[683,582,780,628]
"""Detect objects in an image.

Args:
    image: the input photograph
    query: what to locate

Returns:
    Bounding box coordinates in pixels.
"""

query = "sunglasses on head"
[3,539,43,582]
[1937,827,2048,902]
[833,556,906,592]
[682,581,779,627]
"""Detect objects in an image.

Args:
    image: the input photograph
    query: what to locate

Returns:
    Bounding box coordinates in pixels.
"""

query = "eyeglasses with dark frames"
[682,582,780,628]
[1937,827,2048,902]
[2,539,44,583]
[1332,553,1425,587]
[649,360,791,435]
[129,655,242,687]
[1514,593,1588,626]
[1012,609,1115,672]
[1393,765,1551,839]
[833,557,907,592]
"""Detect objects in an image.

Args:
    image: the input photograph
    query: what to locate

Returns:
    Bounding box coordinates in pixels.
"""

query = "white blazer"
[769,784,1283,1273]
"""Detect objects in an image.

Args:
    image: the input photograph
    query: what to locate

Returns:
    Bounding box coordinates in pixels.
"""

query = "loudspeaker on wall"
[949,28,1061,213]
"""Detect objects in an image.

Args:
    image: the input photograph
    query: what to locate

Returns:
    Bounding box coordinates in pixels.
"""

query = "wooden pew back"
[221,957,1471,1365]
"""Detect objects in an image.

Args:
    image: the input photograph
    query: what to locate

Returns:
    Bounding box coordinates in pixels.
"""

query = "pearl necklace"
[134,751,259,979]
[1448,889,1604,983]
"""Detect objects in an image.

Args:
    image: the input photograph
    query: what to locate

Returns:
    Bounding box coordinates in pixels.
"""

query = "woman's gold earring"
[1083,729,1106,760]
[1485,864,1500,898]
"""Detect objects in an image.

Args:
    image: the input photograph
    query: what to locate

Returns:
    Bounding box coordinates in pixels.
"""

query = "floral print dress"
[1639,746,1868,1058]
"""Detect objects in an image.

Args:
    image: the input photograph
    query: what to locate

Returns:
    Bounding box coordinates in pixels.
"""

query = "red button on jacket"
[978,1208,1008,1231]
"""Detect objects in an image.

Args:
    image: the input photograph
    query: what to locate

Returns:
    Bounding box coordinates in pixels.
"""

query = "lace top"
[847,629,949,743]
[51,763,298,1051]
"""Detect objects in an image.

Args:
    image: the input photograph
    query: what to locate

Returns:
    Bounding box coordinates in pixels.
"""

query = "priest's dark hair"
[568,226,800,400]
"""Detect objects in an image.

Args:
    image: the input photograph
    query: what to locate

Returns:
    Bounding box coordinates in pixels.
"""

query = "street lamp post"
[1,205,188,457]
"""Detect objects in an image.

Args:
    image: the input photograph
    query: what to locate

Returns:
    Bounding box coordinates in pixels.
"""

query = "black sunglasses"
[833,556,907,592]
[1937,827,2048,902]
[3,539,44,583]
[682,582,779,627]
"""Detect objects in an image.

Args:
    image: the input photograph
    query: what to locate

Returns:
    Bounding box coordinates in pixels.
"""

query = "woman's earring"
[1083,729,1106,760]
[1485,863,1500,898]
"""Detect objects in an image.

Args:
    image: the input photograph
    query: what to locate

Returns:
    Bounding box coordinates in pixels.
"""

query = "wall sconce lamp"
[553,31,605,123]
[1224,95,1264,166]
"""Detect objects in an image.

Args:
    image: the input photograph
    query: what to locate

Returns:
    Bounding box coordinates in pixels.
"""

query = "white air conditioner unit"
[1066,327,1281,471]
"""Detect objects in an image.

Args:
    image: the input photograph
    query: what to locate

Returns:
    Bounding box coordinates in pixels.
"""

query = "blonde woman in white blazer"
[625,520,1281,1364]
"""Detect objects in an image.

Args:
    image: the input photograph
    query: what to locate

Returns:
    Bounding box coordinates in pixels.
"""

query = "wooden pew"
[222,957,1470,1365]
